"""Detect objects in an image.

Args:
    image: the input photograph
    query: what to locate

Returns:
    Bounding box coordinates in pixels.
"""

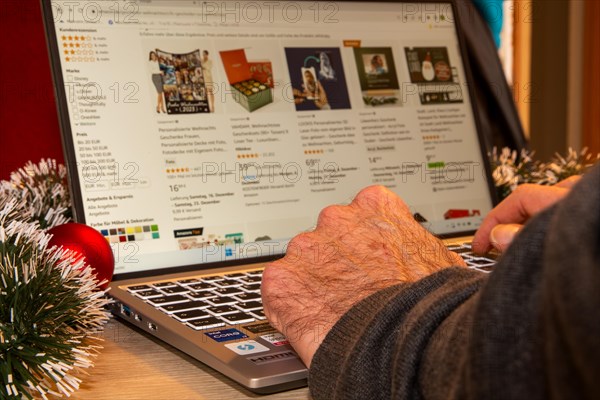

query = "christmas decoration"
[0,160,110,399]
[0,159,71,229]
[489,147,600,200]
[48,223,115,290]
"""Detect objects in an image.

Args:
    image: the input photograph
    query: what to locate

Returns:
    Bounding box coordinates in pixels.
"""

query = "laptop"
[41,0,498,393]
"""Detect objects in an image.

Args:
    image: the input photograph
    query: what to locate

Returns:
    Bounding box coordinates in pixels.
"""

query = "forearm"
[308,208,550,400]
[309,168,600,400]
[309,267,485,400]
[284,162,600,399]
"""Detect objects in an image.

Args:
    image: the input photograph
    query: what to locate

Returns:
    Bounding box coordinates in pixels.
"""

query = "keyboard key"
[127,285,152,292]
[447,239,497,270]
[224,273,246,278]
[188,282,215,292]
[467,258,495,266]
[207,305,239,315]
[213,287,244,296]
[177,278,201,285]
[134,289,163,299]
[174,309,211,321]
[236,301,263,311]
[152,281,177,288]
[161,300,210,314]
[207,296,237,306]
[233,292,261,302]
[201,275,225,282]
[213,279,243,288]
[187,317,225,330]
[240,284,261,293]
[249,309,266,320]
[221,312,255,325]
[160,286,189,295]
[187,292,218,300]
[147,294,189,306]
[246,270,263,277]
[238,276,262,285]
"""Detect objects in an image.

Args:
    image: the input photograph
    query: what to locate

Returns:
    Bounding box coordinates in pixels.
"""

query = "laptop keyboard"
[125,243,496,331]
[127,270,265,330]
[446,242,497,273]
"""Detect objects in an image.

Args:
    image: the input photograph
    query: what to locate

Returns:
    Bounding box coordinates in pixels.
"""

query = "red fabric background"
[0,0,64,180]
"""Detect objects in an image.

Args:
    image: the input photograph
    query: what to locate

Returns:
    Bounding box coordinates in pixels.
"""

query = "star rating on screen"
[61,34,94,63]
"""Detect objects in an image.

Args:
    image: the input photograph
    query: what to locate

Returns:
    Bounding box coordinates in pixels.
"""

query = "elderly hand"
[472,176,580,254]
[261,185,465,367]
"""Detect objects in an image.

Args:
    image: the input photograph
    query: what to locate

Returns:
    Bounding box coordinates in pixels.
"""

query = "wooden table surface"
[72,318,311,400]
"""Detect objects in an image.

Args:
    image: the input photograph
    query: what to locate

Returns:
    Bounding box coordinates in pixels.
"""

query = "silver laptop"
[41,0,497,393]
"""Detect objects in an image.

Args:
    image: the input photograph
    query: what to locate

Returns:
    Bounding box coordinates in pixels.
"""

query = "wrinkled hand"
[472,176,580,254]
[261,186,465,367]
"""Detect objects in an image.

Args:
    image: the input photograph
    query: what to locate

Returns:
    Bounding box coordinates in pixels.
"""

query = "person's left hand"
[261,185,465,367]
[472,176,580,254]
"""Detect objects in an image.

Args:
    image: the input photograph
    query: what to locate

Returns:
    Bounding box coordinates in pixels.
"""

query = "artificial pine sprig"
[1,160,110,399]
[0,159,71,229]
[0,209,110,399]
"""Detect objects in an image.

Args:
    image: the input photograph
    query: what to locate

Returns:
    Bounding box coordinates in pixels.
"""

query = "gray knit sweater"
[309,164,600,399]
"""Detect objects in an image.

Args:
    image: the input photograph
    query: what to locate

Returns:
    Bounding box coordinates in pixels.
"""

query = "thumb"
[489,223,523,252]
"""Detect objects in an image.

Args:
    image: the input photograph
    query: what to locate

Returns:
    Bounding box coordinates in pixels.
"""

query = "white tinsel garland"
[0,160,110,399]
[0,159,71,229]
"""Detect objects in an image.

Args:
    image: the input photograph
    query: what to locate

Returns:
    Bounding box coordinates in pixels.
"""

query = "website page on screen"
[49,1,493,274]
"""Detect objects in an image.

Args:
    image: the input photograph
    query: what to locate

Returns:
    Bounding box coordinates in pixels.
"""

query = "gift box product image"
[219,49,273,112]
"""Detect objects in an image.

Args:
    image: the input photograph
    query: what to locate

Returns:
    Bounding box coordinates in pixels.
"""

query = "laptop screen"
[43,0,494,276]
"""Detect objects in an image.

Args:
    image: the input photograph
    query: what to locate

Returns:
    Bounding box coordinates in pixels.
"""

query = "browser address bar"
[52,1,450,28]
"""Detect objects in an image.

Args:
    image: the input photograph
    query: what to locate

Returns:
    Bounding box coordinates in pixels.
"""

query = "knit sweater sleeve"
[309,165,600,400]
[309,267,485,399]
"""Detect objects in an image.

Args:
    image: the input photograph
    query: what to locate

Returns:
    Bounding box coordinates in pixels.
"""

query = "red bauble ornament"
[48,223,114,289]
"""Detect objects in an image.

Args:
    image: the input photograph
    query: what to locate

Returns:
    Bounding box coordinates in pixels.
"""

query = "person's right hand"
[261,185,465,367]
[472,176,580,254]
